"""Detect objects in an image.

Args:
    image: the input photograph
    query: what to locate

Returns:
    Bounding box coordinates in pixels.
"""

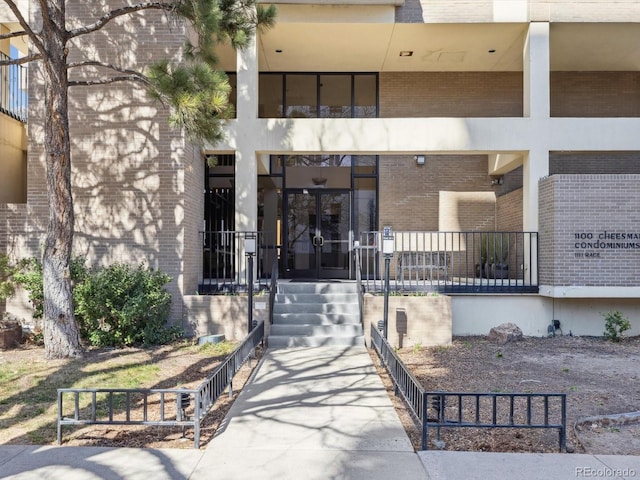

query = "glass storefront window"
[320,75,351,118]
[285,75,317,118]
[259,73,378,118]
[259,74,283,118]
[354,75,377,118]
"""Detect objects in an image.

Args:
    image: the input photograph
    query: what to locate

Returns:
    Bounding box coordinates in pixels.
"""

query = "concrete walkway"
[0,346,638,479]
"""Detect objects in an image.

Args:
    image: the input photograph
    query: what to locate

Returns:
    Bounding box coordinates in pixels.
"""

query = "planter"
[0,321,22,349]
[493,263,509,280]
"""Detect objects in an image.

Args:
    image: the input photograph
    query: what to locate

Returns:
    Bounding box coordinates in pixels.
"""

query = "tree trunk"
[41,0,83,359]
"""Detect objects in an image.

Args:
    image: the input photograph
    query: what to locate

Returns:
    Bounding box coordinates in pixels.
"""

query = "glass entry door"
[285,190,351,279]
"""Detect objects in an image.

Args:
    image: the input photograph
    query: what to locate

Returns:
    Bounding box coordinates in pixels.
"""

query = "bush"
[0,254,20,301]
[74,263,182,347]
[602,310,631,342]
[13,257,87,319]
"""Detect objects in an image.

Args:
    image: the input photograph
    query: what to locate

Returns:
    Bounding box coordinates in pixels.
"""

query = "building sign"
[573,231,640,258]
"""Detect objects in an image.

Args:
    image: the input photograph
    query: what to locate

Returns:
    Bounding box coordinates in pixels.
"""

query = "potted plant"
[478,233,509,279]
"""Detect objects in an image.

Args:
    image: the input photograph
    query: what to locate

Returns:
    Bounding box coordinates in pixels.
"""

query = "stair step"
[268,335,365,348]
[269,281,362,349]
[273,303,359,314]
[277,282,358,294]
[270,324,363,336]
[272,313,360,325]
[275,293,358,304]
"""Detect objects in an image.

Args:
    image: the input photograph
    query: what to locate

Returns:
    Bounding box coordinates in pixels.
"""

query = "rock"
[488,323,523,344]
[0,319,23,349]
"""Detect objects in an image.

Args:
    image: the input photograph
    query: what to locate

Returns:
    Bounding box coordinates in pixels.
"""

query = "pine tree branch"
[2,0,46,55]
[67,2,179,39]
[67,60,148,80]
[0,30,28,41]
[0,53,42,66]
[68,76,149,87]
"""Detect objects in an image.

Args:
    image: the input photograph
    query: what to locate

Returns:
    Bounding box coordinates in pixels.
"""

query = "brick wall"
[551,72,640,117]
[11,1,194,324]
[539,175,640,286]
[496,188,523,232]
[380,72,522,118]
[550,152,640,174]
[379,154,498,232]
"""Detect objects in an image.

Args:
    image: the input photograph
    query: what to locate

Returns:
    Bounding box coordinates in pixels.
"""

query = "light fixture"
[275,49,283,53]
[415,155,425,165]
[488,49,496,53]
[490,176,504,186]
[399,51,413,57]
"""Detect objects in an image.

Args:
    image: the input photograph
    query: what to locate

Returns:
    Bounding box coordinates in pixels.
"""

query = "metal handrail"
[57,321,265,448]
[354,241,364,327]
[268,256,279,333]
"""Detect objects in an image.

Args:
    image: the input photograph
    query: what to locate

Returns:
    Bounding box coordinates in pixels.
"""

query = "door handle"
[314,235,324,247]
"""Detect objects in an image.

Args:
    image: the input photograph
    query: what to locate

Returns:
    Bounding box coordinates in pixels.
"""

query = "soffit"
[215,14,640,73]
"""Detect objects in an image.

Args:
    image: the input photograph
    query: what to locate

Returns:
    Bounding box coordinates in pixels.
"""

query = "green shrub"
[74,263,182,347]
[0,254,20,301]
[14,257,87,318]
[602,310,631,342]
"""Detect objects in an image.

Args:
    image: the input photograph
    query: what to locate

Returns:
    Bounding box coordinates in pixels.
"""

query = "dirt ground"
[0,342,262,449]
[2,335,639,454]
[373,335,640,455]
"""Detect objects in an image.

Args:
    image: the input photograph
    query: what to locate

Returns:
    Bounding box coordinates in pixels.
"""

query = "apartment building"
[2,0,640,340]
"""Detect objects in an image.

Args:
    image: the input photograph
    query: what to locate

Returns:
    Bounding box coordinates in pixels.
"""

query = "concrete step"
[275,293,359,304]
[268,335,365,348]
[273,302,360,314]
[272,313,361,326]
[270,324,364,337]
[277,281,358,295]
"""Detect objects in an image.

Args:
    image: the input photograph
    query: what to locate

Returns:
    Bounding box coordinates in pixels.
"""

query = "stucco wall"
[363,294,452,348]
[0,115,26,203]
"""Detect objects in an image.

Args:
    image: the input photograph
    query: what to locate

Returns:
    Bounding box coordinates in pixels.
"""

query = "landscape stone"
[488,322,523,344]
[0,319,22,349]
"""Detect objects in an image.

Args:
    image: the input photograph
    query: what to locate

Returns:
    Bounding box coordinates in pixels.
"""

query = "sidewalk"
[0,346,638,479]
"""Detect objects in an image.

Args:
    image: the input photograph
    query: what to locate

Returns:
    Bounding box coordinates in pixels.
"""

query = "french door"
[285,190,351,279]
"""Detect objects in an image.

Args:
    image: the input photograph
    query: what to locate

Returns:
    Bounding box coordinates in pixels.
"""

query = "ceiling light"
[488,49,496,53]
[275,49,283,53]
[399,51,413,57]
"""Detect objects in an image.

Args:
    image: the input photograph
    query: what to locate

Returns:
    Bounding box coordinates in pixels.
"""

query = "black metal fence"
[200,231,277,293]
[370,325,566,451]
[0,51,27,122]
[57,321,265,448]
[359,231,538,294]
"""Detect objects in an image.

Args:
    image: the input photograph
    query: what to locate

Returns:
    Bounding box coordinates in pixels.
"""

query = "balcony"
[0,51,27,123]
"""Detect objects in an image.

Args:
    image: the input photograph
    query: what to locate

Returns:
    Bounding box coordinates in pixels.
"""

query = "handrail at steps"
[57,321,265,448]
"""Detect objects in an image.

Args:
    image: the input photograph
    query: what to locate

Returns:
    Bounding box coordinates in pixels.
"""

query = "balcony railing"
[358,231,538,294]
[200,230,278,294]
[0,51,27,122]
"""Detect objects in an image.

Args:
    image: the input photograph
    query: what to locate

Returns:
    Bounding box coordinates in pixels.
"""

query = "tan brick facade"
[551,72,640,117]
[379,72,523,118]
[379,154,504,232]
[539,174,640,286]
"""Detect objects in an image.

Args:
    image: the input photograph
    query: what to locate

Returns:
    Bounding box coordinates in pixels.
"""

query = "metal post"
[248,254,254,334]
[245,234,257,334]
[383,255,390,339]
[381,227,394,340]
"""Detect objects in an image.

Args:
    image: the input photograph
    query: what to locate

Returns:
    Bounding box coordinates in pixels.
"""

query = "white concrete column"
[235,33,259,233]
[523,22,550,118]
[522,22,550,232]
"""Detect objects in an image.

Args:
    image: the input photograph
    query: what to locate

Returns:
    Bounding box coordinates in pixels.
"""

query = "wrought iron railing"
[359,231,538,294]
[57,321,265,448]
[200,230,277,293]
[0,51,27,122]
[370,325,566,451]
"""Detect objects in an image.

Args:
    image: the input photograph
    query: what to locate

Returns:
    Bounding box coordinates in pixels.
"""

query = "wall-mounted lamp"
[415,155,425,166]
[490,176,504,186]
